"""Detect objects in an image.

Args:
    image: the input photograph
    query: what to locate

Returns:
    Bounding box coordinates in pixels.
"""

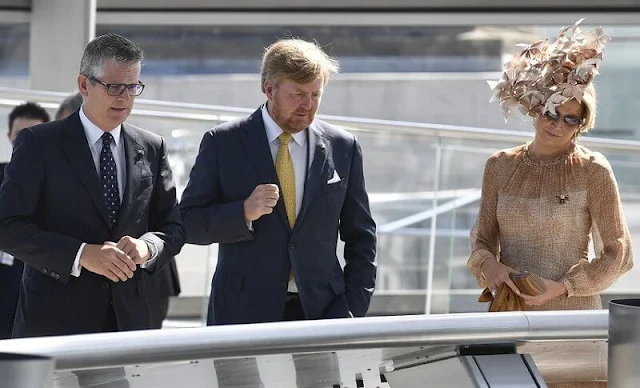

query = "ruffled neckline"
[522,142,577,166]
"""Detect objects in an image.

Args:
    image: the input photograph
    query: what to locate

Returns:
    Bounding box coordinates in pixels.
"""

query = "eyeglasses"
[543,111,583,127]
[89,77,145,96]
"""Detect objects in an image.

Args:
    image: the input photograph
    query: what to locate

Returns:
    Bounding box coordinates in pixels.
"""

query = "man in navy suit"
[0,102,50,339]
[55,90,181,329]
[180,38,377,324]
[0,34,185,338]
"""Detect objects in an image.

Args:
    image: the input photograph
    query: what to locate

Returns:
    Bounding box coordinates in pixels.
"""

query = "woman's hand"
[519,277,567,306]
[480,259,521,296]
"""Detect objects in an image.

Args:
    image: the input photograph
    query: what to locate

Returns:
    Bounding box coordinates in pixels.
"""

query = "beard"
[269,103,314,133]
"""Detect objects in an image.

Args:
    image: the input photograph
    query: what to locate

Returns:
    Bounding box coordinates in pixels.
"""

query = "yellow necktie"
[276,133,296,282]
[276,133,296,228]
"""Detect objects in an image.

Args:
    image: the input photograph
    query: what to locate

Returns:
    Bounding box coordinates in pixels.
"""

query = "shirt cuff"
[247,221,253,231]
[71,243,86,277]
[0,251,14,266]
[140,240,158,269]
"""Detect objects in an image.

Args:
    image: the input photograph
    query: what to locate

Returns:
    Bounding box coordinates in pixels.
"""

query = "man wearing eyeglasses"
[0,33,185,338]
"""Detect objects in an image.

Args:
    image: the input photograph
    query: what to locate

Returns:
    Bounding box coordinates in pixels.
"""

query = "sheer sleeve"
[467,155,501,287]
[561,154,633,296]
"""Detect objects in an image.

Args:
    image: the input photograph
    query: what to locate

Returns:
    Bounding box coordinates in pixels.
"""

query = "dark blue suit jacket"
[0,162,23,339]
[0,112,185,338]
[180,108,377,325]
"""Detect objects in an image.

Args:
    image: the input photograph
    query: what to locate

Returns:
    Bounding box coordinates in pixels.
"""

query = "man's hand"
[243,184,280,222]
[79,243,136,282]
[113,236,152,265]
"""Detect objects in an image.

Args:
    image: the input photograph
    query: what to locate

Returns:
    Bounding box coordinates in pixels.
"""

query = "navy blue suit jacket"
[180,108,377,324]
[0,112,185,338]
[0,162,23,339]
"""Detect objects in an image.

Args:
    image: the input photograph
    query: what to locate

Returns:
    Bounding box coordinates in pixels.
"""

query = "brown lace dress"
[467,143,633,311]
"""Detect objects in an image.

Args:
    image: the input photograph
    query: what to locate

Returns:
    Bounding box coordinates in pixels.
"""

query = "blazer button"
[235,236,246,242]
[102,282,110,290]
[42,268,48,274]
[289,243,295,250]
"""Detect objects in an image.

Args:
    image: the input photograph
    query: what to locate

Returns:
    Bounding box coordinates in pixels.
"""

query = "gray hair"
[79,33,144,79]
[55,92,83,120]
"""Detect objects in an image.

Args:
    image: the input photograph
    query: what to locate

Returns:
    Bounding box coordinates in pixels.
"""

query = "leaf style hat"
[491,19,610,121]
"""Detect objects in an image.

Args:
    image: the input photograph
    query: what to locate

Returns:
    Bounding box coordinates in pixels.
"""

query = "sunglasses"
[543,111,583,127]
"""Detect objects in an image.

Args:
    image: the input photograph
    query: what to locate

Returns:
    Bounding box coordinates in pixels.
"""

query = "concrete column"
[29,0,96,92]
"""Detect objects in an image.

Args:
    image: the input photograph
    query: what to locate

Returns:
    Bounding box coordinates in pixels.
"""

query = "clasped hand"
[80,236,151,282]
[480,259,567,306]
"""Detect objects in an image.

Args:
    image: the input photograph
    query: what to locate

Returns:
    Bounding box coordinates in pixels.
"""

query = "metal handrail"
[0,310,608,371]
[1,86,639,152]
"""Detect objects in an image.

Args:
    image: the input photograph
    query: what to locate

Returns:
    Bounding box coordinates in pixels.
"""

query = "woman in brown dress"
[468,19,633,311]
[467,20,633,388]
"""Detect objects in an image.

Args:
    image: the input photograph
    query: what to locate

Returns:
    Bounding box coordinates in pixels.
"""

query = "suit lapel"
[113,124,145,235]
[240,109,291,232]
[297,122,329,226]
[61,112,112,230]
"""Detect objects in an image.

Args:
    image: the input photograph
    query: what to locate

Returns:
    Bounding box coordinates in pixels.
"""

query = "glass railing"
[1,87,639,318]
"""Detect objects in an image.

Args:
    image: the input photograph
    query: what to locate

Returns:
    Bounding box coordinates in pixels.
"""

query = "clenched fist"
[243,184,280,222]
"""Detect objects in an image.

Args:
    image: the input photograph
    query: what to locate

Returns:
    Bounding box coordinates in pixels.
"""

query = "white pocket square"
[327,170,341,184]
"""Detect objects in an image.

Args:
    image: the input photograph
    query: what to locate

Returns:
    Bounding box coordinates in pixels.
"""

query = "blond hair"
[578,83,597,135]
[260,38,339,93]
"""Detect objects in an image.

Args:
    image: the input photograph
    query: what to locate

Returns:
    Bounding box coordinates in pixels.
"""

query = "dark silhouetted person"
[0,102,50,339]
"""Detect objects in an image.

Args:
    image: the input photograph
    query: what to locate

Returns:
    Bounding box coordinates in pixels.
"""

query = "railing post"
[0,353,53,388]
[608,299,640,387]
[424,139,442,315]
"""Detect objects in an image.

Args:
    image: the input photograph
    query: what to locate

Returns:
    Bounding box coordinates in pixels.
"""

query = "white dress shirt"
[260,104,316,293]
[261,104,316,217]
[0,251,14,266]
[71,106,126,276]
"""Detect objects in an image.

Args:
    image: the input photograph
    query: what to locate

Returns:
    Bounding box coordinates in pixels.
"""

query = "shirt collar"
[79,105,122,148]
[261,103,307,147]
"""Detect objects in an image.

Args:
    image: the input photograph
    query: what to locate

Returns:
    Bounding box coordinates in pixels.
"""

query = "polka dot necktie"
[100,132,120,228]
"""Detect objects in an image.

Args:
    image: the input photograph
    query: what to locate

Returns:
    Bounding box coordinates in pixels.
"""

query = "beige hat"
[491,18,610,121]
